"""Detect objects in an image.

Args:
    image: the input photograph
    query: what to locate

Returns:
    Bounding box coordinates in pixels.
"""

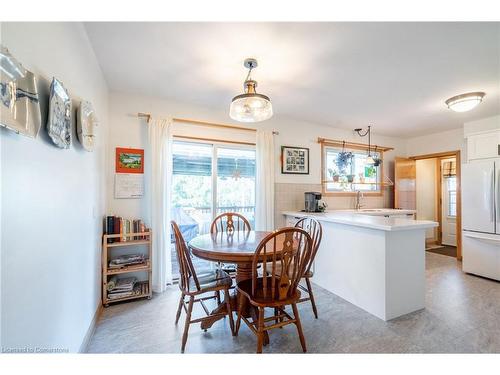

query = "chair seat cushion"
[237,277,301,307]
[189,269,232,292]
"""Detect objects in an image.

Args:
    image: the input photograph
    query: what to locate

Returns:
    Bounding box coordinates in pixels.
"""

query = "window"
[171,141,256,278]
[446,177,457,217]
[323,145,382,193]
[216,147,256,227]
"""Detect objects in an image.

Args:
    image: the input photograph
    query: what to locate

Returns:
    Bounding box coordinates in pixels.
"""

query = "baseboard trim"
[79,304,102,353]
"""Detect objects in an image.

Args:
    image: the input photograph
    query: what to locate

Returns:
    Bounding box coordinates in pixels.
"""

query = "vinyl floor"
[88,252,500,353]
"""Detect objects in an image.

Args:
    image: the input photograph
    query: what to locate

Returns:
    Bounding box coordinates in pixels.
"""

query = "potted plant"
[358,172,365,183]
[328,168,340,182]
[336,142,353,174]
[372,146,382,167]
[346,174,355,183]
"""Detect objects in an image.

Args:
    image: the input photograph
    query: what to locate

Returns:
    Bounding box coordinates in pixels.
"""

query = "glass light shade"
[366,155,375,165]
[230,94,273,122]
[445,92,485,112]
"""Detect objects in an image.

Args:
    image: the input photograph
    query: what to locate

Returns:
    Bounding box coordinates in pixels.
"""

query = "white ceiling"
[84,22,500,137]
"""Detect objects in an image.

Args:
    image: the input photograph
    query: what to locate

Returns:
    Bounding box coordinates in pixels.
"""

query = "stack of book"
[105,215,149,243]
[107,276,140,300]
[108,254,146,269]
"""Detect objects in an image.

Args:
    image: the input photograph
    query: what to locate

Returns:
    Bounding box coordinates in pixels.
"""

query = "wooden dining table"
[188,230,272,339]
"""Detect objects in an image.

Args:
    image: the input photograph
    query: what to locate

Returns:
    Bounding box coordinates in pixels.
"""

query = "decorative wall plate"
[77,100,97,152]
[47,77,71,148]
[0,45,42,138]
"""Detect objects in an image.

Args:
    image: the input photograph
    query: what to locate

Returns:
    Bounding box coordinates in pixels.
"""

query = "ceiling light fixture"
[229,58,273,123]
[445,92,485,113]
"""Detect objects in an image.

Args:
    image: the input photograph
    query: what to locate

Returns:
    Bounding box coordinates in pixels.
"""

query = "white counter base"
[313,221,426,321]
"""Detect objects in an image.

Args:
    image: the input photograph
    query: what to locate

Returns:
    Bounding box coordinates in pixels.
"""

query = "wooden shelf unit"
[102,231,152,306]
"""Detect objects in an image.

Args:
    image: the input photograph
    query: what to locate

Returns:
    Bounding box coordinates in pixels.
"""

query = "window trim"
[320,142,385,197]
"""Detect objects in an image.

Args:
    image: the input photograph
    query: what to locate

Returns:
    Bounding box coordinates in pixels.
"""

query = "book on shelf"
[104,215,150,243]
[108,254,147,269]
[107,279,148,300]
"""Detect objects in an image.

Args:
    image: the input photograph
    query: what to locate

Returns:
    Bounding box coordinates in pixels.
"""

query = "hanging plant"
[336,141,353,173]
[372,146,382,167]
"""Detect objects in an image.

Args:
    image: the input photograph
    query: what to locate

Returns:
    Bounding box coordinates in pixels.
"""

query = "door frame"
[409,150,462,260]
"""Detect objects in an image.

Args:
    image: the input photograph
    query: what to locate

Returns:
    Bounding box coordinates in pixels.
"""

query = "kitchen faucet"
[355,190,364,210]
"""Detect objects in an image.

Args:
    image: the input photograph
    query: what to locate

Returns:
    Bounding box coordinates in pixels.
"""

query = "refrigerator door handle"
[497,163,500,233]
[490,168,495,223]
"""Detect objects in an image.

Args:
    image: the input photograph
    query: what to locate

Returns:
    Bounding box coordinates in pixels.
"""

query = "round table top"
[189,230,272,264]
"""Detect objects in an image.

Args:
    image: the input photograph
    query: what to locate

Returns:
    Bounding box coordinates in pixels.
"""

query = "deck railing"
[186,206,255,214]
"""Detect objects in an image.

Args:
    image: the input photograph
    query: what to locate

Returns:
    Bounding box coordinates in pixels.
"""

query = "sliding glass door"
[216,147,256,227]
[171,141,256,278]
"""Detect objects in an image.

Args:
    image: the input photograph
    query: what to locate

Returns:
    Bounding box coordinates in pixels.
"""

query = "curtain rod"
[137,112,278,135]
[317,137,394,152]
[174,135,255,146]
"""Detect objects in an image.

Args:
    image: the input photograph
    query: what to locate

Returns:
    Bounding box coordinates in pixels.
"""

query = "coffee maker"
[304,192,322,212]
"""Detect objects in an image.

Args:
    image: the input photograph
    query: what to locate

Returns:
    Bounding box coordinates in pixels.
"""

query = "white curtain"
[255,129,275,231]
[148,117,173,292]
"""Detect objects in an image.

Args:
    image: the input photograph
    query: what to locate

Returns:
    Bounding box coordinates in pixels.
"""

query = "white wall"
[416,159,437,239]
[106,91,406,221]
[464,115,500,136]
[1,23,108,352]
[406,128,465,157]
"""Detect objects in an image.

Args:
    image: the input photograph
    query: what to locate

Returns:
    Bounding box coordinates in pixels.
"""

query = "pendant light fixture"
[445,92,485,112]
[354,125,381,166]
[229,58,273,122]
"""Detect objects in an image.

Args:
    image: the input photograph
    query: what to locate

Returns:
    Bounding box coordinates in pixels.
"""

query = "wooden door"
[394,157,416,210]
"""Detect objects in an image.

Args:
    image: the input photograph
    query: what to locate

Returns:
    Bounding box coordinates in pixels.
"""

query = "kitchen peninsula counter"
[283,210,438,321]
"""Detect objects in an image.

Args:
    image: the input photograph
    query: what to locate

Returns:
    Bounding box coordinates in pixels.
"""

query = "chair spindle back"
[171,221,200,293]
[294,217,323,274]
[251,228,312,301]
[210,212,251,234]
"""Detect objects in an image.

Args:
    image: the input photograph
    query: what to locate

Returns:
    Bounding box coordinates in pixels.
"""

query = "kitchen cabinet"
[285,215,302,227]
[467,131,500,161]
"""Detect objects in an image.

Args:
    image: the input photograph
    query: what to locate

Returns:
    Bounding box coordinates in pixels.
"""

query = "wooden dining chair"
[210,212,251,288]
[171,221,235,353]
[235,227,313,353]
[294,217,323,318]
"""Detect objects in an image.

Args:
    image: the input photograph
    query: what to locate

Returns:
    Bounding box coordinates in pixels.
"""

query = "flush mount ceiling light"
[229,58,273,123]
[445,92,485,113]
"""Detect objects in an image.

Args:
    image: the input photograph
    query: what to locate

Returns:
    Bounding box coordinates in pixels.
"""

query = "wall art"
[0,45,41,138]
[116,147,144,174]
[281,145,310,174]
[47,77,71,148]
[77,100,97,152]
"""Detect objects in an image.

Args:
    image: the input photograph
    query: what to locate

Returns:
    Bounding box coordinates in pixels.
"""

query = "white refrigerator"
[462,158,500,281]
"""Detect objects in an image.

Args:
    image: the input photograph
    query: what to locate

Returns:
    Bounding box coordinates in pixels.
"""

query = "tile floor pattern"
[88,253,500,353]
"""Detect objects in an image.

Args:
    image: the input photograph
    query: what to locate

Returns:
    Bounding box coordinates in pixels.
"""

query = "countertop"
[282,210,437,232]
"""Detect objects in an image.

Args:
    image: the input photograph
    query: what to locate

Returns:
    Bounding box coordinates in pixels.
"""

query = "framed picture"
[281,146,309,174]
[115,147,144,174]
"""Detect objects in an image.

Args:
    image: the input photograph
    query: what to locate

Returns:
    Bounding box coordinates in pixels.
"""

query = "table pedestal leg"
[199,290,236,330]
[199,263,270,345]
[200,263,247,330]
